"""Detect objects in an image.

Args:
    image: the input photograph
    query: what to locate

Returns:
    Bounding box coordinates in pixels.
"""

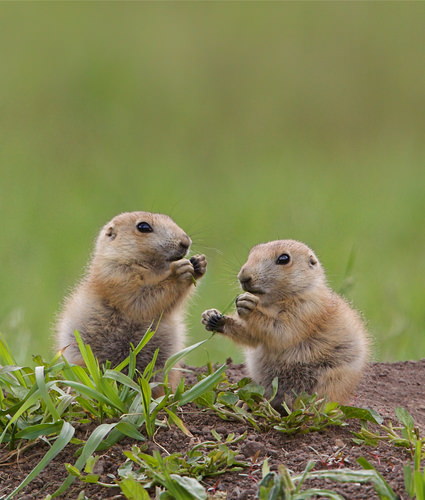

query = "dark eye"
[136,222,153,233]
[276,253,291,265]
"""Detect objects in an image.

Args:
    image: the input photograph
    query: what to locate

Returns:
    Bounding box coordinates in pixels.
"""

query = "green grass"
[0,333,225,498]
[1,334,424,499]
[0,3,425,365]
[258,459,399,500]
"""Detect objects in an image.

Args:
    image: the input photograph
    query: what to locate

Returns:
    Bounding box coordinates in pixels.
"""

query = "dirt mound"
[1,359,424,499]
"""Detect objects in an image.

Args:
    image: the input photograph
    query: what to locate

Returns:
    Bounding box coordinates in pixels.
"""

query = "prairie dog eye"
[136,222,153,233]
[276,253,291,265]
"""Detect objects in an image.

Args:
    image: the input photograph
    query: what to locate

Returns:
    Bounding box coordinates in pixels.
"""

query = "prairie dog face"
[237,240,325,301]
[94,211,192,270]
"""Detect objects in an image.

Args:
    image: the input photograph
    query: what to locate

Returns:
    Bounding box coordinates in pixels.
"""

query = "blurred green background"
[1,3,424,366]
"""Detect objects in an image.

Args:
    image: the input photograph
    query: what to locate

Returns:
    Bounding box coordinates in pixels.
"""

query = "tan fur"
[202,240,369,409]
[56,211,207,389]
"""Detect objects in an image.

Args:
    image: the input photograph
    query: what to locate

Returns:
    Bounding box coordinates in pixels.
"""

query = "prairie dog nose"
[238,268,252,286]
[179,234,191,252]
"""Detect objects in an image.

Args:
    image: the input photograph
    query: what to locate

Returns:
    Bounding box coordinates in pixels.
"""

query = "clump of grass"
[194,373,381,435]
[352,406,425,458]
[61,431,249,499]
[116,431,248,497]
[0,330,224,499]
[1,329,423,499]
[258,457,399,500]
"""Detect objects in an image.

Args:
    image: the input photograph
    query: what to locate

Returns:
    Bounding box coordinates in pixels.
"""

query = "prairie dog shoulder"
[202,239,369,408]
[56,211,207,384]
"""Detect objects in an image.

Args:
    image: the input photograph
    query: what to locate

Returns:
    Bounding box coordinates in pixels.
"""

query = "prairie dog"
[56,211,207,387]
[202,240,369,409]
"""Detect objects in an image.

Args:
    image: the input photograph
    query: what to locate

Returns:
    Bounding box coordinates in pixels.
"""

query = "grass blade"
[177,364,226,406]
[165,407,193,437]
[115,327,156,373]
[53,422,117,496]
[5,421,75,500]
[163,339,209,376]
[73,330,101,384]
[0,338,28,388]
[297,490,345,500]
[103,369,141,391]
[60,380,126,412]
[35,366,60,421]
[15,421,64,440]
[115,421,146,441]
[0,387,41,443]
[61,361,95,388]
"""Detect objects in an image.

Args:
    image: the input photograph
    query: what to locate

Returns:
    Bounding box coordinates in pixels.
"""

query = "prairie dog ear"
[308,255,317,267]
[105,225,117,240]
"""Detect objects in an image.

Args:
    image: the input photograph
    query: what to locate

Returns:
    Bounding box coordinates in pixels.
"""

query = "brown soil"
[1,359,424,499]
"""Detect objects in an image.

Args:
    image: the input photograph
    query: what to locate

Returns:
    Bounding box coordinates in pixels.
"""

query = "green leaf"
[194,390,216,407]
[294,461,315,491]
[238,381,265,399]
[103,369,141,391]
[64,464,82,477]
[119,478,150,500]
[15,421,64,440]
[177,365,226,406]
[115,327,156,373]
[356,458,399,500]
[258,471,284,500]
[404,464,414,497]
[96,377,129,412]
[163,339,209,376]
[0,339,23,386]
[115,421,146,441]
[395,407,414,430]
[62,360,95,387]
[140,377,152,415]
[73,331,101,384]
[262,458,270,478]
[165,408,193,437]
[217,392,239,406]
[59,380,126,413]
[297,489,345,499]
[169,474,207,499]
[270,377,279,402]
[35,366,60,421]
[340,405,383,424]
[414,470,425,500]
[0,387,42,443]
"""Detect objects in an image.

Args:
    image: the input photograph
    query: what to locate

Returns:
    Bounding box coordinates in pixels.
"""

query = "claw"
[202,309,225,333]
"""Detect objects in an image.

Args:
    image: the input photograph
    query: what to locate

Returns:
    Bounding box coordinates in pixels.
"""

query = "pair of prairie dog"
[56,211,369,407]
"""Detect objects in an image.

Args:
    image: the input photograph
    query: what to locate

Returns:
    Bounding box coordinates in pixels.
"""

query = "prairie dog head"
[94,211,191,271]
[237,240,326,301]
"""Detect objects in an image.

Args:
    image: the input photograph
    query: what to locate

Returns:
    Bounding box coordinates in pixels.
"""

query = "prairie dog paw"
[190,254,207,279]
[201,309,226,333]
[170,258,195,282]
[236,292,259,317]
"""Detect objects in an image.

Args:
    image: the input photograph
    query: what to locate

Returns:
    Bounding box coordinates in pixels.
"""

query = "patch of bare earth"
[1,359,424,499]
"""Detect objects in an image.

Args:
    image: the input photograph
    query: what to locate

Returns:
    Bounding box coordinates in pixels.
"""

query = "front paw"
[190,254,207,279]
[201,308,226,333]
[170,258,195,282]
[236,292,259,317]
